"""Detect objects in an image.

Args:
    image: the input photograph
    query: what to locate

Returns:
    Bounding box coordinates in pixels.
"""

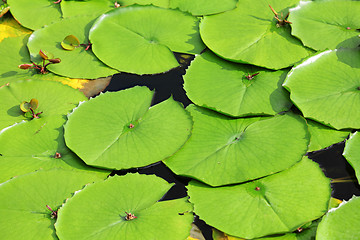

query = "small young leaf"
[29,98,39,110]
[39,49,48,60]
[48,58,61,64]
[18,64,33,69]
[61,35,80,51]
[20,101,31,112]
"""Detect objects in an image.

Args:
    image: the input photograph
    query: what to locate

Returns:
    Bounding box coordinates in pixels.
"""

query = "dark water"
[104,64,360,240]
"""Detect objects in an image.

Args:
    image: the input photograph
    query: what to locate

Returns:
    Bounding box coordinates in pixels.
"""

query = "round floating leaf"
[343,132,360,184]
[0,79,87,131]
[289,1,360,51]
[184,51,292,117]
[316,196,360,240]
[0,15,32,42]
[164,105,309,186]
[64,86,192,170]
[61,35,80,51]
[0,168,106,240]
[169,0,237,16]
[7,0,62,30]
[89,5,205,74]
[307,119,350,152]
[55,173,193,240]
[0,117,110,183]
[283,48,360,130]
[27,15,118,79]
[188,157,331,239]
[200,0,311,69]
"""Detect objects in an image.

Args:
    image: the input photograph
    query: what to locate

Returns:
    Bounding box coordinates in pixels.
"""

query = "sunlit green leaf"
[55,173,193,240]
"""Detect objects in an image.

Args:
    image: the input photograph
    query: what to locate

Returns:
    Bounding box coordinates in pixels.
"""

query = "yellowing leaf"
[0,16,32,43]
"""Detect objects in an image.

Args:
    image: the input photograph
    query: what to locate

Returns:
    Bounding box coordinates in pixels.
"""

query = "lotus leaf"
[7,0,62,30]
[0,79,87,130]
[0,35,97,92]
[55,173,193,240]
[61,0,170,18]
[0,16,31,43]
[188,157,331,239]
[0,116,110,183]
[61,35,80,51]
[343,132,360,184]
[89,5,205,74]
[316,196,360,240]
[283,48,360,130]
[307,119,350,152]
[164,105,309,186]
[288,1,360,51]
[184,51,292,117]
[0,168,105,240]
[199,0,311,69]
[169,0,237,16]
[64,86,192,169]
[27,15,118,79]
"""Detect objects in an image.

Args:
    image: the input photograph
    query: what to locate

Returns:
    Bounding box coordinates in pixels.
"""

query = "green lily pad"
[188,157,331,239]
[316,196,360,240]
[0,168,106,240]
[0,79,87,131]
[89,5,205,74]
[27,14,118,79]
[288,1,360,51]
[164,105,309,186]
[55,173,193,240]
[307,119,350,152]
[199,0,311,69]
[64,86,193,170]
[184,51,292,117]
[343,132,360,184]
[61,0,170,18]
[7,0,62,30]
[283,48,360,130]
[0,116,110,183]
[169,0,237,16]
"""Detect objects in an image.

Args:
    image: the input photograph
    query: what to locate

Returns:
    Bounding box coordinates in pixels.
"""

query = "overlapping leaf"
[0,15,31,43]
[64,86,193,169]
[200,0,311,69]
[343,132,360,184]
[89,5,205,74]
[0,35,106,95]
[27,15,118,79]
[169,0,237,16]
[184,51,292,117]
[7,0,62,30]
[188,157,331,239]
[316,196,360,240]
[164,105,309,186]
[61,0,170,18]
[307,119,350,152]
[0,169,106,240]
[283,48,360,130]
[289,1,360,50]
[55,173,193,240]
